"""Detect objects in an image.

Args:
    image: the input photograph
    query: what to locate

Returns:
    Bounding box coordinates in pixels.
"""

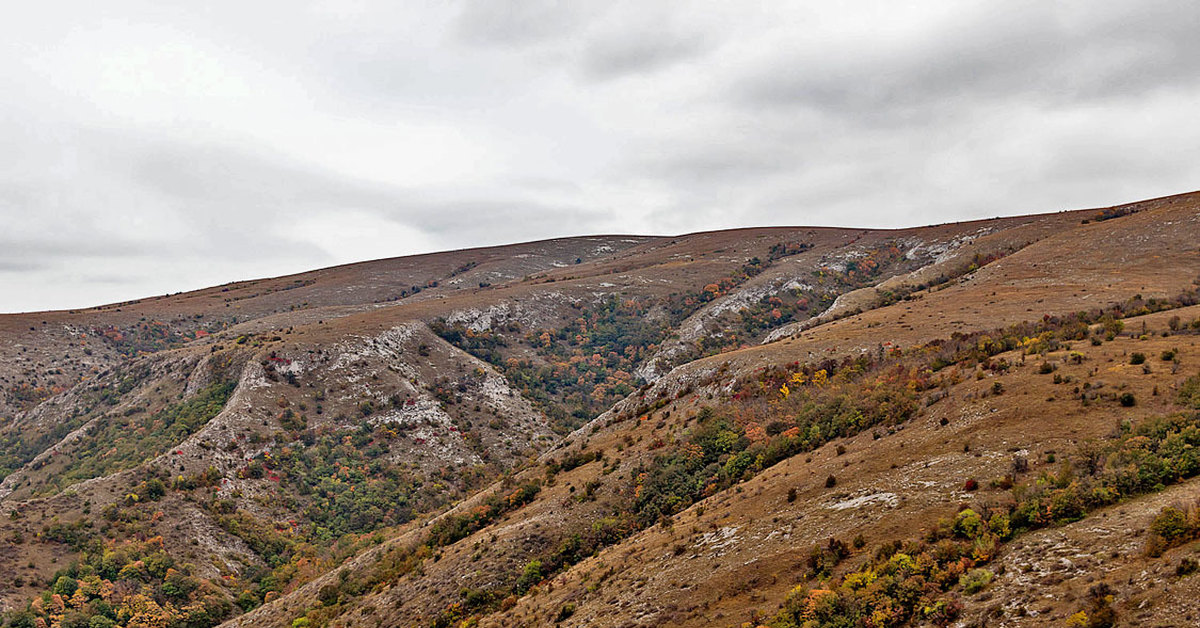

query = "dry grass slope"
[0,191,1196,628]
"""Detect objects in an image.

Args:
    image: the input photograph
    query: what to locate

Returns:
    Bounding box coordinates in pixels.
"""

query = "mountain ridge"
[1,190,1198,628]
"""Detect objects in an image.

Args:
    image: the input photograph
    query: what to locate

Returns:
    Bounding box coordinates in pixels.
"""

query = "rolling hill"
[1,191,1198,628]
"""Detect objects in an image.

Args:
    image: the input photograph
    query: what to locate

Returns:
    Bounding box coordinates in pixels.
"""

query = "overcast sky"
[2,1,1198,312]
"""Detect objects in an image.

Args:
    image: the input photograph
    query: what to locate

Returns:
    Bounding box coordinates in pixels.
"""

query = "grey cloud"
[630,128,807,186]
[399,198,611,242]
[454,1,717,82]
[126,138,599,240]
[2,0,1198,311]
[454,1,599,48]
[733,2,1200,118]
[0,236,159,260]
[579,31,710,80]
[615,1,1200,236]
[79,273,141,285]
[0,259,49,273]
[117,135,617,262]
[129,142,402,211]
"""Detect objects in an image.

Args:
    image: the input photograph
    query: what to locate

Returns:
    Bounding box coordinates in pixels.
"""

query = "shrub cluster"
[6,537,232,628]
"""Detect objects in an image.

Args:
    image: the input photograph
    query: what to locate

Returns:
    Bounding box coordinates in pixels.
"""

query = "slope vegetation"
[0,191,1196,628]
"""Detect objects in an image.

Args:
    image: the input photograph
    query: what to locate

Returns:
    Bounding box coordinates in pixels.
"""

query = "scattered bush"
[11,536,231,627]
[960,568,993,594]
[1178,373,1200,410]
[1078,583,1118,628]
[1177,557,1199,577]
[1145,502,1200,557]
[318,583,340,606]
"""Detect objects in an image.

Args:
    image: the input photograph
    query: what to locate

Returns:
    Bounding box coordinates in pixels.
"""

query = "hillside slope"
[0,191,1197,628]
[189,192,1197,628]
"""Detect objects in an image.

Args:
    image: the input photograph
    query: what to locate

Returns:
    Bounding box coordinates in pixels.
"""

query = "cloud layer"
[2,0,1198,311]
